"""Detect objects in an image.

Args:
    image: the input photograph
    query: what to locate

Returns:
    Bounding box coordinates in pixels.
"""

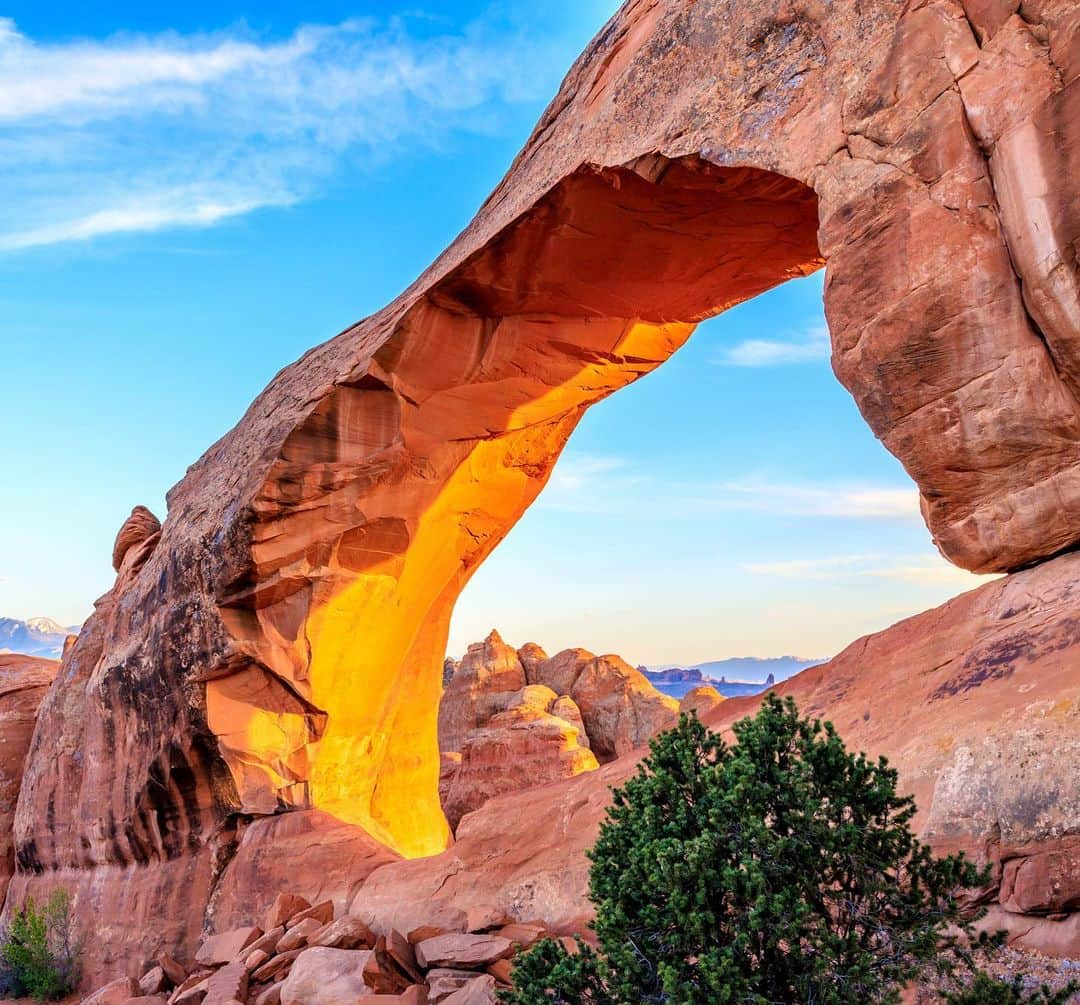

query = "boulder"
[203,962,247,1005]
[243,949,270,972]
[251,949,304,984]
[276,916,324,952]
[285,900,334,929]
[81,976,140,1005]
[157,954,187,987]
[414,934,513,970]
[194,927,262,968]
[515,644,548,680]
[279,948,375,1005]
[139,966,168,995]
[310,915,375,950]
[253,984,283,1005]
[424,969,481,1003]
[561,654,678,761]
[240,926,285,961]
[264,894,311,931]
[439,975,497,1005]
[550,696,589,748]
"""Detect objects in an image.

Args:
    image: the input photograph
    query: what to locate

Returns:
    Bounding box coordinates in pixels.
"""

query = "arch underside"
[209,157,824,856]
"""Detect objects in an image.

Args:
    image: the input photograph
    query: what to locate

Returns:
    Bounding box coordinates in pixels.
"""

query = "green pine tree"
[503,696,995,1005]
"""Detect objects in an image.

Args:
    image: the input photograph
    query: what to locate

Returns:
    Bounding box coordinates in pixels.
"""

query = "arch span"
[209,157,822,855]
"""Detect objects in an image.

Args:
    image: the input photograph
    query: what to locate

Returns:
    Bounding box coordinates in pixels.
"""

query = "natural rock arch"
[9,0,1078,974]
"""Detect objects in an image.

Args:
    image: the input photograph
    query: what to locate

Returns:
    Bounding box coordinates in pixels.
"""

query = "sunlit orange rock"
[440,702,599,829]
[437,633,682,826]
[558,653,677,761]
[438,632,526,755]
[679,686,725,718]
[8,0,1080,979]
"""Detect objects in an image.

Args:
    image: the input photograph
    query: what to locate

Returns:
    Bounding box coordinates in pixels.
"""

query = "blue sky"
[0,1,991,665]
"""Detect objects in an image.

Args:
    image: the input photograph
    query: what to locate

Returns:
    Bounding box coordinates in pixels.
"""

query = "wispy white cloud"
[744,552,998,587]
[0,13,565,250]
[537,456,923,524]
[716,324,831,367]
[717,479,919,521]
[0,191,284,251]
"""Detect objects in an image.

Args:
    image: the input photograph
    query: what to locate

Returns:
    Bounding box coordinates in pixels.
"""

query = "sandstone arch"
[9,0,1078,977]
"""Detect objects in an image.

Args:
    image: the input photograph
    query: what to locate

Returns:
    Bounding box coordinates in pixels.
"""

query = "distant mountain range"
[642,656,824,699]
[0,617,79,659]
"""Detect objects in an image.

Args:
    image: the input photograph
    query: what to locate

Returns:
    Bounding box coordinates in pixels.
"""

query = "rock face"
[7,0,1079,979]
[359,550,1080,957]
[437,631,678,827]
[440,691,600,830]
[0,654,57,903]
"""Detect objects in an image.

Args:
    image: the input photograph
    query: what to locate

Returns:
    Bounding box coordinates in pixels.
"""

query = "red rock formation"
[555,653,677,760]
[440,696,599,829]
[356,550,1080,957]
[0,654,57,903]
[679,685,725,718]
[8,0,1080,978]
[438,632,526,754]
[437,632,680,827]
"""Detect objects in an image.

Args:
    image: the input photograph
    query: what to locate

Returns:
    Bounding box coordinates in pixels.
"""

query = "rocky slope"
[1,0,1078,987]
[0,654,58,903]
[356,550,1080,958]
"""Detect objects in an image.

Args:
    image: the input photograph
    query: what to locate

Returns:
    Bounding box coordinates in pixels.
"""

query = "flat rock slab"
[280,947,376,1005]
[415,934,513,969]
[195,927,262,967]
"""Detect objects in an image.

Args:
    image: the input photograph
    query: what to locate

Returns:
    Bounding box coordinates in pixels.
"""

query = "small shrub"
[942,972,1080,1004]
[503,697,997,1005]
[0,890,81,1001]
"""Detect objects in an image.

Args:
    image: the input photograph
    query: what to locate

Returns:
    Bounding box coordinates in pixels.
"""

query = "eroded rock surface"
[437,632,678,826]
[0,654,57,903]
[8,0,1079,979]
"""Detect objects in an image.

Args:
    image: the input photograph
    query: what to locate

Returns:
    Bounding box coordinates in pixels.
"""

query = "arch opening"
[206,155,824,858]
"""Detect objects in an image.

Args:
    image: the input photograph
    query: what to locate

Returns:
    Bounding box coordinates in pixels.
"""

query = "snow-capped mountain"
[0,617,79,659]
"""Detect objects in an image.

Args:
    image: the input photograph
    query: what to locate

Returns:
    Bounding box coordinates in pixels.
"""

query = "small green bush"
[942,972,1080,1004]
[0,890,81,1001]
[503,697,996,1005]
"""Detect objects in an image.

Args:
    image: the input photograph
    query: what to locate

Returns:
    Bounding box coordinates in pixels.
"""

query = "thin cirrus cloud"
[539,454,921,523]
[715,324,831,367]
[744,553,998,588]
[0,12,568,251]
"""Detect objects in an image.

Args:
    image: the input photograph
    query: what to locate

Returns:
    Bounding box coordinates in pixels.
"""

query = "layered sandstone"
[437,632,677,826]
[7,0,1079,979]
[0,654,57,902]
[358,551,1080,956]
